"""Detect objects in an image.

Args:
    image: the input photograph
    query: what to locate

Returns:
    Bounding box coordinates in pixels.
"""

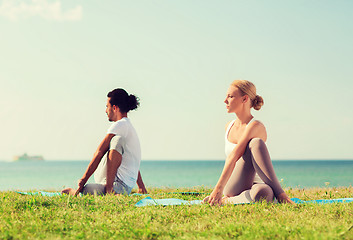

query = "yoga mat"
[15,191,202,197]
[135,197,203,207]
[290,197,353,204]
[15,191,353,206]
[16,191,62,197]
[135,197,353,207]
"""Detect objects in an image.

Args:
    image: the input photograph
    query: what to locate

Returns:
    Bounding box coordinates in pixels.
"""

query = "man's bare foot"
[61,188,76,196]
[277,192,296,205]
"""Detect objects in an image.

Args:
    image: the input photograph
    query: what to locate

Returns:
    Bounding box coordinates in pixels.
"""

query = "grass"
[0,187,352,239]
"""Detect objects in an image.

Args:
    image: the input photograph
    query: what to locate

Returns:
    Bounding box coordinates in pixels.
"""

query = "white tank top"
[225,118,263,183]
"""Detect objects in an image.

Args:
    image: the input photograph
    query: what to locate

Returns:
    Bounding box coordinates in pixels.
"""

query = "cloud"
[0,0,82,21]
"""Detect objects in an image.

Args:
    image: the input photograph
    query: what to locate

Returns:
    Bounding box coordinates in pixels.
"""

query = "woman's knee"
[248,138,265,150]
[250,184,274,202]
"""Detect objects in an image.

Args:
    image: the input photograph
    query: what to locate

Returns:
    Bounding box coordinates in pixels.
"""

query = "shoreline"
[1,185,353,192]
[2,185,352,193]
[1,160,353,190]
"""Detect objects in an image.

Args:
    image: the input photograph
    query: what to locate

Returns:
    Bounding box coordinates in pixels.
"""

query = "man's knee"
[110,135,125,155]
[82,184,106,195]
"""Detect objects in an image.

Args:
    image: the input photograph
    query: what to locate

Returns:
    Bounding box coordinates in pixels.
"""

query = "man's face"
[106,98,117,122]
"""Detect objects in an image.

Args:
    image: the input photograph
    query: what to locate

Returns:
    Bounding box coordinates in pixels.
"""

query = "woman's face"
[224,86,245,113]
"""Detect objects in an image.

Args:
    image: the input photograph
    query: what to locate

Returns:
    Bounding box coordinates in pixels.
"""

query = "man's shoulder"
[107,118,130,135]
[110,118,129,127]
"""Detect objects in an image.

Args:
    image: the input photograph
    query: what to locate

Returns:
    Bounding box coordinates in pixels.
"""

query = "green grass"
[1,187,353,239]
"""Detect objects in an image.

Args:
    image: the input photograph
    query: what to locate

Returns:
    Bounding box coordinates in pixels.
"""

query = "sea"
[0,160,352,191]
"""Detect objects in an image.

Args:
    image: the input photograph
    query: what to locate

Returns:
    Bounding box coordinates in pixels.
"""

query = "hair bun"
[128,94,140,111]
[253,95,264,111]
[107,88,140,113]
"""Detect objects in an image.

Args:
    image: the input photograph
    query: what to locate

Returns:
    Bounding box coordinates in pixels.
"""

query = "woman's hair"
[107,88,140,113]
[231,80,264,110]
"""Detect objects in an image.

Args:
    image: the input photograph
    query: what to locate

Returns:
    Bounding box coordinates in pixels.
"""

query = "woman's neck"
[235,111,253,125]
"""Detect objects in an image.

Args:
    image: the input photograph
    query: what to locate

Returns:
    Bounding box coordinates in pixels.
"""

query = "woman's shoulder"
[248,119,265,129]
[225,120,235,131]
[251,119,264,125]
[247,119,267,140]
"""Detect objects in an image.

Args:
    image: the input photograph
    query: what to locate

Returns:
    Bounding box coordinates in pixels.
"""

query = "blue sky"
[0,0,352,161]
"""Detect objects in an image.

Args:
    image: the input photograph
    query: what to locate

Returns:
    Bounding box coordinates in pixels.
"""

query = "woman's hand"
[202,195,210,204]
[74,178,86,196]
[202,187,223,206]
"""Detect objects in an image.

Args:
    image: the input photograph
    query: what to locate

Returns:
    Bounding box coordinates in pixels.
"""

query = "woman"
[62,88,147,196]
[203,80,294,205]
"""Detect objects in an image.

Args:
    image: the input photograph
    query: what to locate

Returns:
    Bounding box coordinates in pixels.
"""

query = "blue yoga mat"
[135,197,203,207]
[290,197,353,204]
[16,191,62,197]
[15,191,353,206]
[14,191,197,197]
[15,191,148,197]
[135,197,353,207]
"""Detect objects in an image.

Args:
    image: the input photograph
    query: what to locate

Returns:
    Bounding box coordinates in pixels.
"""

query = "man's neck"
[115,112,128,121]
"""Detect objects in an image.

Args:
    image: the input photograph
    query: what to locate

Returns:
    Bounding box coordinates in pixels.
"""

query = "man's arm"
[136,171,148,194]
[105,148,122,194]
[75,134,115,195]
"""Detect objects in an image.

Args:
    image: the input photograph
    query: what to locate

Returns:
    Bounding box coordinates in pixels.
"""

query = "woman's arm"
[205,121,267,205]
[74,134,115,195]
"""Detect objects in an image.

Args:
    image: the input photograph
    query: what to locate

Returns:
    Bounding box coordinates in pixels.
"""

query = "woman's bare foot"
[221,196,230,205]
[277,192,296,205]
[61,188,76,196]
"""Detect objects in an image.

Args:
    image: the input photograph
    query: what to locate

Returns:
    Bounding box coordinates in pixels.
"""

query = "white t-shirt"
[94,117,141,188]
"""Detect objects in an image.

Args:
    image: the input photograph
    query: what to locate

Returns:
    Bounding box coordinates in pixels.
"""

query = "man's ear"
[113,105,121,113]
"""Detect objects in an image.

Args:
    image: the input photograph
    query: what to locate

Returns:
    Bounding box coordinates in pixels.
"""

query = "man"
[62,88,147,195]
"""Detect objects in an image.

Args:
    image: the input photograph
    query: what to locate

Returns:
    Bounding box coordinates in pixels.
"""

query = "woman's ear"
[242,95,249,103]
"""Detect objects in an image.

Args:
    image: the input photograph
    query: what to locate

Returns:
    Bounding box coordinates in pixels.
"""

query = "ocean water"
[0,160,352,191]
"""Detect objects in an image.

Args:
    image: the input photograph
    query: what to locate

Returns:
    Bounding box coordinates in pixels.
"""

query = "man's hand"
[105,184,114,194]
[138,186,148,194]
[136,171,147,194]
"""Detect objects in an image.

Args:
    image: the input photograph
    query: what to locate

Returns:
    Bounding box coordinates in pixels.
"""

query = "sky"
[0,0,352,161]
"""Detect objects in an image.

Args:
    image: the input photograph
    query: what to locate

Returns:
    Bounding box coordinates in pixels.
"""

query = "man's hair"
[107,88,140,113]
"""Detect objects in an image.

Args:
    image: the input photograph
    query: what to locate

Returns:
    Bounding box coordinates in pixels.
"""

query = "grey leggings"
[223,138,284,203]
[82,176,132,196]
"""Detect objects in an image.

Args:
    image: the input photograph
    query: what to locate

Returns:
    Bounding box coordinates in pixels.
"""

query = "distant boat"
[13,153,44,161]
